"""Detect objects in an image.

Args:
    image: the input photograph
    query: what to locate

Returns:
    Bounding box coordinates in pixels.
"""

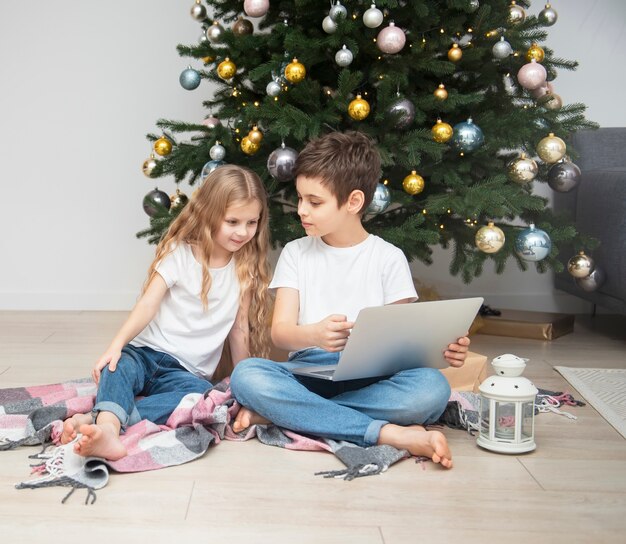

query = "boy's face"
[296,175,351,238]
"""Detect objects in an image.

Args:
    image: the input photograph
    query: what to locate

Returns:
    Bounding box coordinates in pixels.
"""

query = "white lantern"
[477,354,538,454]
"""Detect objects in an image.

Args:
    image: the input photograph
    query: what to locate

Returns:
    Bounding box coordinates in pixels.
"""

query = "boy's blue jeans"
[230,348,451,447]
[94,345,212,427]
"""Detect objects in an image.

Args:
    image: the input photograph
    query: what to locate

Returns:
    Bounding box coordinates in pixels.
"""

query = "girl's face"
[212,199,262,260]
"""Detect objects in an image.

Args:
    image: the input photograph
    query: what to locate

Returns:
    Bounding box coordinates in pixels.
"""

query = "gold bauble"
[537,132,566,163]
[154,137,172,156]
[526,43,545,63]
[284,58,306,83]
[448,43,462,62]
[170,189,189,211]
[217,58,237,80]
[348,94,370,121]
[402,170,425,195]
[248,126,263,145]
[142,153,158,177]
[508,1,526,25]
[567,251,594,278]
[434,83,448,100]
[507,153,539,184]
[540,92,563,111]
[202,56,216,64]
[431,119,453,143]
[240,136,260,155]
[475,222,505,254]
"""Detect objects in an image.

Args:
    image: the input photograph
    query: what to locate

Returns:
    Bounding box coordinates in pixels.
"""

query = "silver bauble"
[190,1,207,21]
[143,188,171,217]
[179,67,201,90]
[547,161,581,193]
[540,92,563,111]
[514,224,552,262]
[206,22,224,43]
[243,0,270,18]
[388,98,415,129]
[367,183,391,214]
[335,45,354,67]
[266,80,282,97]
[209,143,226,161]
[363,4,384,28]
[201,159,226,178]
[468,0,480,12]
[492,37,513,59]
[322,15,338,34]
[377,22,406,54]
[539,3,558,26]
[508,2,526,25]
[575,266,605,292]
[267,145,299,182]
[329,2,347,21]
[202,116,221,128]
[199,32,209,45]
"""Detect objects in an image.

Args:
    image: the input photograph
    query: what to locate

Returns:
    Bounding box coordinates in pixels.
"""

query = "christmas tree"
[139,0,597,283]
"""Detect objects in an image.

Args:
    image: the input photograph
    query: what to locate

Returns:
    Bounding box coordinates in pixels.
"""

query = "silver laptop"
[291,297,483,381]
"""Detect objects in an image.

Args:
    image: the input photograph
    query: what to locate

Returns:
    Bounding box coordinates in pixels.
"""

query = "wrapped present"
[478,309,574,340]
[440,351,487,393]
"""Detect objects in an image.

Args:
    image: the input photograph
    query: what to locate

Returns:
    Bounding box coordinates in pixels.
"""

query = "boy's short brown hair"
[293,131,381,212]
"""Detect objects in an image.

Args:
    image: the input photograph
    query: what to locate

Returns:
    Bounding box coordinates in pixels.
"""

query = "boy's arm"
[229,289,251,365]
[271,287,354,352]
[93,274,168,383]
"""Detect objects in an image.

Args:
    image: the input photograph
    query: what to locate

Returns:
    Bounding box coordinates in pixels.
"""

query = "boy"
[230,131,469,468]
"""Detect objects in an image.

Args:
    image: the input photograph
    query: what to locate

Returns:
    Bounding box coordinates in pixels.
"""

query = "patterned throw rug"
[555,367,626,439]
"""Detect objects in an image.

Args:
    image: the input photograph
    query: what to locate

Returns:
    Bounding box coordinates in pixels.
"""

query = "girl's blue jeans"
[93,345,212,427]
[230,348,451,447]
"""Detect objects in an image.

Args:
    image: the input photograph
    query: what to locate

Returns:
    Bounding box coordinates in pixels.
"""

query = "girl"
[61,164,271,460]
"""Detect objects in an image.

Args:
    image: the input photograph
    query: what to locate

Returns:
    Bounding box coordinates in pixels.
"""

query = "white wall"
[1,1,624,311]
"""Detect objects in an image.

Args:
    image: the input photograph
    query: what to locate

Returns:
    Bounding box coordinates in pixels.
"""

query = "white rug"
[555,367,626,439]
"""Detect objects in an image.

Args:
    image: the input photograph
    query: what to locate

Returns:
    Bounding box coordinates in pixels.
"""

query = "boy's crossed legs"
[231,349,453,468]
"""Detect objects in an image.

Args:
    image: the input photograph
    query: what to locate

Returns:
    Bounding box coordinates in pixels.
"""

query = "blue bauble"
[514,224,552,262]
[452,119,484,152]
[367,183,391,214]
[179,67,201,90]
[201,160,226,179]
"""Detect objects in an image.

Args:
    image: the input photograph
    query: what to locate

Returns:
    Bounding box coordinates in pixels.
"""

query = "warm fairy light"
[373,38,377,42]
[379,74,384,79]
[254,101,260,107]
[422,209,427,214]
[440,224,444,229]
[513,52,519,57]
[383,179,389,185]
[440,28,445,33]
[468,27,473,33]
[235,128,240,133]
[377,56,382,60]
[242,102,247,106]
[274,96,278,101]
[460,151,465,157]
[447,209,451,213]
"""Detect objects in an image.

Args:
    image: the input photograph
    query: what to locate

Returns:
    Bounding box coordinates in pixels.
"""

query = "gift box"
[440,351,487,393]
[477,309,575,340]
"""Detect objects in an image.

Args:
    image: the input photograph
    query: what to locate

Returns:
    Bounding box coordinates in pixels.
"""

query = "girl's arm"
[228,289,252,365]
[92,274,169,383]
[271,287,354,352]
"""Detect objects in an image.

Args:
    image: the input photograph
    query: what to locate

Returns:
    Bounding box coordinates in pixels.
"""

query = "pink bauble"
[201,116,221,128]
[517,60,547,90]
[531,81,554,99]
[243,0,269,18]
[377,22,406,54]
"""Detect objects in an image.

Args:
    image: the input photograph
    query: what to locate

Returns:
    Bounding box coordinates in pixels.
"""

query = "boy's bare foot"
[378,424,453,468]
[74,423,127,461]
[233,407,271,433]
[60,413,93,444]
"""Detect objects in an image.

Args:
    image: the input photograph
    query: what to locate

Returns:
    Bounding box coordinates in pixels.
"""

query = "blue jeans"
[230,348,451,447]
[94,345,212,426]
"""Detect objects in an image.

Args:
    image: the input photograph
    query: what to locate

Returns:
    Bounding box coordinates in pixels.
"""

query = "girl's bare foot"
[233,407,271,433]
[60,413,93,444]
[378,424,453,468]
[74,423,127,461]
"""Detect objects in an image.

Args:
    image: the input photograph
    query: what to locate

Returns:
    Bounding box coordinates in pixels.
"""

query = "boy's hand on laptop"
[444,335,470,367]
[315,314,355,352]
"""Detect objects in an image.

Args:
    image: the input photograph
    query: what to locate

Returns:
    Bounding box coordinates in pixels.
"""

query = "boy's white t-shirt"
[270,235,417,325]
[131,243,240,380]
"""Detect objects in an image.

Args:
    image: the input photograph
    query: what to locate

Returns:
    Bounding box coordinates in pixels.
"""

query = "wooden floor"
[0,311,625,543]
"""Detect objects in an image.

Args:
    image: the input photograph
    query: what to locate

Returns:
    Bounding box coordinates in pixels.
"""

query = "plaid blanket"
[0,377,581,504]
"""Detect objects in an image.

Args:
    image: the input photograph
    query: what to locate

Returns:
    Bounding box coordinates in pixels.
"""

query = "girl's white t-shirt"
[270,234,417,325]
[131,243,240,379]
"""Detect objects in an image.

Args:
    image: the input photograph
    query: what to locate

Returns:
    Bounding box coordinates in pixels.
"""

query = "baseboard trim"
[0,292,138,311]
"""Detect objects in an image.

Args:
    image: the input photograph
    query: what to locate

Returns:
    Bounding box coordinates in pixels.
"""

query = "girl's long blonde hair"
[144,164,272,359]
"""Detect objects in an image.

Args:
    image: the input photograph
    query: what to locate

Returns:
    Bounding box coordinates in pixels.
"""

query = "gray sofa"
[553,127,626,314]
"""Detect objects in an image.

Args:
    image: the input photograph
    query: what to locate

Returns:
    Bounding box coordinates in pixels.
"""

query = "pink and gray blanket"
[0,377,581,504]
